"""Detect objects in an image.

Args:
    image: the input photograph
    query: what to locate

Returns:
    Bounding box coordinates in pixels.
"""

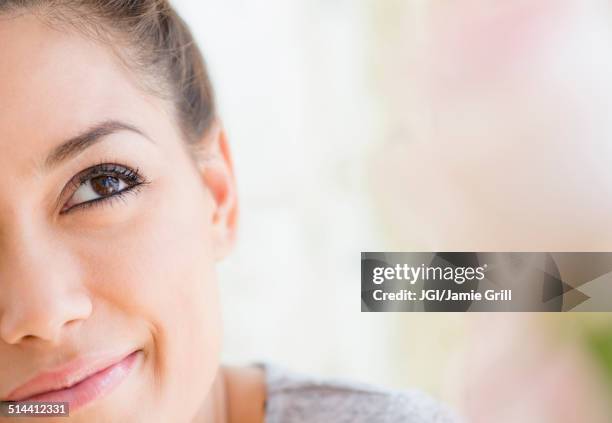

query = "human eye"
[60,162,150,214]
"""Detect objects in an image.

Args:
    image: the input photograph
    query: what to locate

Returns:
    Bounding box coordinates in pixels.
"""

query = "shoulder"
[258,362,462,423]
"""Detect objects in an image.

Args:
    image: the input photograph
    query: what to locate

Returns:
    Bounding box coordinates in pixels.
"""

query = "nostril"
[65,318,85,329]
[0,290,92,344]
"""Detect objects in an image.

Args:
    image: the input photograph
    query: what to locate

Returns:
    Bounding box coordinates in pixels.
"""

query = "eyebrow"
[44,120,153,170]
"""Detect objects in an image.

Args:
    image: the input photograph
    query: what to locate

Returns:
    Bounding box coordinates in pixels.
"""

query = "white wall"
[172,0,408,387]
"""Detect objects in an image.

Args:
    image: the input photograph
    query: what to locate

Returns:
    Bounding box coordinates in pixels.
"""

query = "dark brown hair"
[0,0,216,145]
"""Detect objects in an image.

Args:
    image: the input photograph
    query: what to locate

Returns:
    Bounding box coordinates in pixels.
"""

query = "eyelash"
[60,162,151,215]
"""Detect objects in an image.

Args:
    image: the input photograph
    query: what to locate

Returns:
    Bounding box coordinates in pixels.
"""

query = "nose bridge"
[0,208,92,345]
[0,205,54,278]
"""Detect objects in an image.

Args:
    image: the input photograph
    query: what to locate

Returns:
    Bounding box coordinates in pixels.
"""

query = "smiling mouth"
[4,349,142,413]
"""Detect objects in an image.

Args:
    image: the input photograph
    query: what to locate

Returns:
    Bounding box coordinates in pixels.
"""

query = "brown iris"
[91,175,121,196]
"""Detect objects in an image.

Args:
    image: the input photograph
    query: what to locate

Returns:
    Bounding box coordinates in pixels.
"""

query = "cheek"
[69,164,222,415]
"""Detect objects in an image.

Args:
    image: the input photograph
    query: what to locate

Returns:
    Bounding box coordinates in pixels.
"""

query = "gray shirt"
[258,362,461,423]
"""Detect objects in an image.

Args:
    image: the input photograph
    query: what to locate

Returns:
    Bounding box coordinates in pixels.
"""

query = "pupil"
[91,176,120,196]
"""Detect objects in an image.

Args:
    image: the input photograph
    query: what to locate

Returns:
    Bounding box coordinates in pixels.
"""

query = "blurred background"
[175,1,612,421]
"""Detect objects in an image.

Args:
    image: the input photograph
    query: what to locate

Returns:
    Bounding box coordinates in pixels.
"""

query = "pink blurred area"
[372,0,612,251]
[371,1,612,421]
[454,315,610,423]
[429,0,571,86]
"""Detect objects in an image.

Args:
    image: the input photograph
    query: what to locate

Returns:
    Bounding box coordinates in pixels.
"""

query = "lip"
[4,349,142,412]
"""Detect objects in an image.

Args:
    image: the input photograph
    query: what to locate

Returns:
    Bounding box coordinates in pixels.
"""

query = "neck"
[192,365,266,423]
[191,367,228,423]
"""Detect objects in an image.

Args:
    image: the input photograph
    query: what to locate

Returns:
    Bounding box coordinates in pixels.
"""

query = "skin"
[0,12,264,423]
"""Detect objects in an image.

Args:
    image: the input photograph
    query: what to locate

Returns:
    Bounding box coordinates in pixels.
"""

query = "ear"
[194,120,239,261]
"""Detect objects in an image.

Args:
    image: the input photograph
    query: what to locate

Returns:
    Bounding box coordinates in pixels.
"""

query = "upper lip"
[3,349,139,401]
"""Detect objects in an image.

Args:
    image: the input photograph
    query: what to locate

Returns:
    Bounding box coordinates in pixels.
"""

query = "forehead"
[0,13,166,176]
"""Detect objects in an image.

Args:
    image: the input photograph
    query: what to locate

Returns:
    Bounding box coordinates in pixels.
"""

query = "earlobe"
[195,121,239,261]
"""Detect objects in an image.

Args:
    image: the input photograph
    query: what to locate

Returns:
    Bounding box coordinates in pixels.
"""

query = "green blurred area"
[582,320,612,391]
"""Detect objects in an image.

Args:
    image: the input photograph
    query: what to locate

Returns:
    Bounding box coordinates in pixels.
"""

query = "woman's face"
[0,14,236,422]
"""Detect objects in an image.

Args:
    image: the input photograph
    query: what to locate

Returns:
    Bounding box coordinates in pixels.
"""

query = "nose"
[0,221,92,345]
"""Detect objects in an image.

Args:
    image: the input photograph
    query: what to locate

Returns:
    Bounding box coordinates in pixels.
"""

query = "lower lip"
[17,350,141,413]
